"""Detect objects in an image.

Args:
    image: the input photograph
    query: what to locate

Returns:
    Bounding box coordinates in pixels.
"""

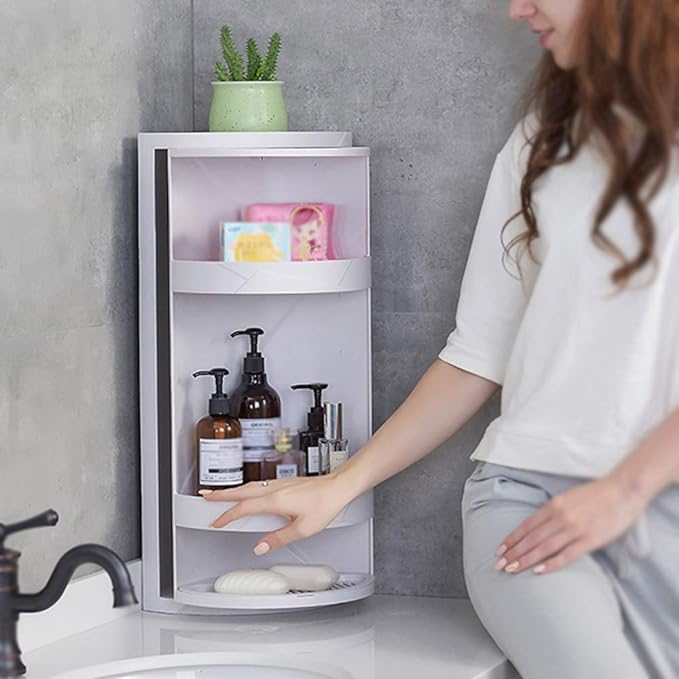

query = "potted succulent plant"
[209,25,288,132]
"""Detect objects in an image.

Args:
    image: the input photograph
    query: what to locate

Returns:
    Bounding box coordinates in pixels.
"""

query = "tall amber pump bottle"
[192,368,243,493]
[230,328,281,482]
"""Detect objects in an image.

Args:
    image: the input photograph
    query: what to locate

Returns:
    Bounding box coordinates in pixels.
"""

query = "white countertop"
[22,595,516,679]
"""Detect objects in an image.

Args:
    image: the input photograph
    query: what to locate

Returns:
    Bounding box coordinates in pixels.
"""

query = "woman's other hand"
[495,475,649,576]
[199,474,354,555]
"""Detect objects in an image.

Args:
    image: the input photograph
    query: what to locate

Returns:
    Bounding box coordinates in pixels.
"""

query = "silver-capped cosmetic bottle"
[319,402,349,474]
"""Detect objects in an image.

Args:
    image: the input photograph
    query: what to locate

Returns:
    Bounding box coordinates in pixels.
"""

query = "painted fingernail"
[504,561,520,573]
[495,558,507,571]
[254,542,270,556]
[533,564,546,574]
[496,544,507,557]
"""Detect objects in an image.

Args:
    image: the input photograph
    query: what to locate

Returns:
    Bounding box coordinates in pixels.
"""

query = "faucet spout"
[13,544,138,614]
[0,510,138,676]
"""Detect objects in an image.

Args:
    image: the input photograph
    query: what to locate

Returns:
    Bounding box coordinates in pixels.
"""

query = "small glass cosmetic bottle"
[291,383,329,476]
[319,403,349,475]
[262,428,306,480]
[243,448,267,483]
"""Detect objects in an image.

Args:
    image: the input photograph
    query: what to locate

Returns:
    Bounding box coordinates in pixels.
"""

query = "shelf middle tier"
[172,258,371,295]
[174,490,374,532]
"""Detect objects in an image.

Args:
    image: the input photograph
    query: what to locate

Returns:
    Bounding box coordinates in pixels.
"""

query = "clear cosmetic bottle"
[262,428,306,480]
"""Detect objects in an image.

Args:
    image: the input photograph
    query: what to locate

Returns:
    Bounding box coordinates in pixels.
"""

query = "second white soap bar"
[214,569,290,595]
[270,564,339,592]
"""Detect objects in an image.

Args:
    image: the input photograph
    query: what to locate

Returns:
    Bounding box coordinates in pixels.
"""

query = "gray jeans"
[462,461,679,679]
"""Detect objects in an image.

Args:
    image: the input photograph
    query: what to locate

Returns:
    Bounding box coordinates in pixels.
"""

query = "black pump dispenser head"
[291,383,329,433]
[193,368,231,416]
[231,328,265,374]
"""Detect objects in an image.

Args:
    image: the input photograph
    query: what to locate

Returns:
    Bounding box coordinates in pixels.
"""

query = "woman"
[200,2,679,676]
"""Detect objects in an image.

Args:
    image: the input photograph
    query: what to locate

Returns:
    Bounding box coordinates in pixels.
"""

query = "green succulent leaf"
[219,24,244,80]
[259,32,281,81]
[246,38,262,81]
[214,61,230,81]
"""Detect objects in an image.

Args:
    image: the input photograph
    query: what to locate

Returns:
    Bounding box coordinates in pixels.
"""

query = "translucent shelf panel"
[174,491,373,533]
[175,573,375,611]
[171,258,371,295]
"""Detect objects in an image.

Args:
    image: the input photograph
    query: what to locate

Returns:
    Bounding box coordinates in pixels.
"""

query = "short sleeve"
[438,124,535,385]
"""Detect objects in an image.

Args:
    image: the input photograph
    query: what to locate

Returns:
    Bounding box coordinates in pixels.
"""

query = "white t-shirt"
[439,113,679,478]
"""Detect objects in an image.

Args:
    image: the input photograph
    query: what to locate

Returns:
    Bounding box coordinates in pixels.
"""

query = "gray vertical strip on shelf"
[155,149,174,598]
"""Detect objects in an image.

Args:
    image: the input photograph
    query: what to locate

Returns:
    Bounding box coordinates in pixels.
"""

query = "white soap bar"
[214,569,290,595]
[270,564,339,592]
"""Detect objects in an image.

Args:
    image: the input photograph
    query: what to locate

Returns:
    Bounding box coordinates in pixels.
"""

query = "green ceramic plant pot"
[209,81,289,132]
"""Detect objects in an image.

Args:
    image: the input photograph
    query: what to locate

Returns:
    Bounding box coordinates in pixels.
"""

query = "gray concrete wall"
[192,1,539,596]
[0,0,193,591]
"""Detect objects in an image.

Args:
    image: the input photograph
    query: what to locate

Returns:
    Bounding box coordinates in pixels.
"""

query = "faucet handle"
[0,509,59,549]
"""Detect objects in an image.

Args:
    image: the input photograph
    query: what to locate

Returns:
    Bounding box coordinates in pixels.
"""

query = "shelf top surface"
[168,146,369,158]
[139,131,362,151]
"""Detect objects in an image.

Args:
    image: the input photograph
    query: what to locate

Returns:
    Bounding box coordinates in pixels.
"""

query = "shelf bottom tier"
[175,573,374,612]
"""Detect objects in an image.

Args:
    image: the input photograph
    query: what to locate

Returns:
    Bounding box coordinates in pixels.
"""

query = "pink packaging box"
[243,203,336,261]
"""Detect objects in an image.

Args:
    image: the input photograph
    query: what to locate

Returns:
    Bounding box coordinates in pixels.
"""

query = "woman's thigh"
[462,462,649,679]
[596,483,679,678]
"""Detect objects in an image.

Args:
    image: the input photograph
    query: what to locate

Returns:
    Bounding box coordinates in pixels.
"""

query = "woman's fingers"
[210,496,284,529]
[200,480,279,502]
[497,508,552,557]
[255,520,313,556]
[498,530,576,574]
[533,540,590,575]
[496,519,561,569]
[201,476,341,554]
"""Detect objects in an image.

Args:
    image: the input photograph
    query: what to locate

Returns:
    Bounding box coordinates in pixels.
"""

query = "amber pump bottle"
[192,368,243,493]
[291,383,328,476]
[230,328,281,482]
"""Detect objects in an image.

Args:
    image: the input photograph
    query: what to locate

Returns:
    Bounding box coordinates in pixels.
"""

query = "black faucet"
[0,509,138,677]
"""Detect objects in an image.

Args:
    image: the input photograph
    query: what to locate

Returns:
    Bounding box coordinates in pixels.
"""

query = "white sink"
[51,652,352,679]
[64,668,328,678]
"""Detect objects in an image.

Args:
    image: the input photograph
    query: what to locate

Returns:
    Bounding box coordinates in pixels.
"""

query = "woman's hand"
[200,474,353,555]
[495,474,649,576]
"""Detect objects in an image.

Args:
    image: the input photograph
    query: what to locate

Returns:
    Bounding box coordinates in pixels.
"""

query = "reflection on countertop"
[23,595,517,679]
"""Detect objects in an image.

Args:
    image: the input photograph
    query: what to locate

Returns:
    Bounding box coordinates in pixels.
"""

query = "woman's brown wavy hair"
[503,0,679,291]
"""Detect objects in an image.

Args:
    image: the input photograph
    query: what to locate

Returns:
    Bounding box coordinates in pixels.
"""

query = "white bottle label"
[240,418,281,449]
[199,438,243,486]
[307,446,320,474]
[276,464,298,479]
[329,448,349,473]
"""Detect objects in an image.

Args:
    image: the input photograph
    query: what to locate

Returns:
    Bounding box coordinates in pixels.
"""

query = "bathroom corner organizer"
[138,131,374,615]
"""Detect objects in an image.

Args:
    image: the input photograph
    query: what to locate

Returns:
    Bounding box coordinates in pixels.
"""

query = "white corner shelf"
[174,491,373,533]
[140,130,373,616]
[171,258,371,295]
[175,573,375,611]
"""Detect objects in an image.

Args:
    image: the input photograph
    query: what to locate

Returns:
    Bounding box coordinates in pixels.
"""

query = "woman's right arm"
[202,359,498,553]
[331,358,498,502]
